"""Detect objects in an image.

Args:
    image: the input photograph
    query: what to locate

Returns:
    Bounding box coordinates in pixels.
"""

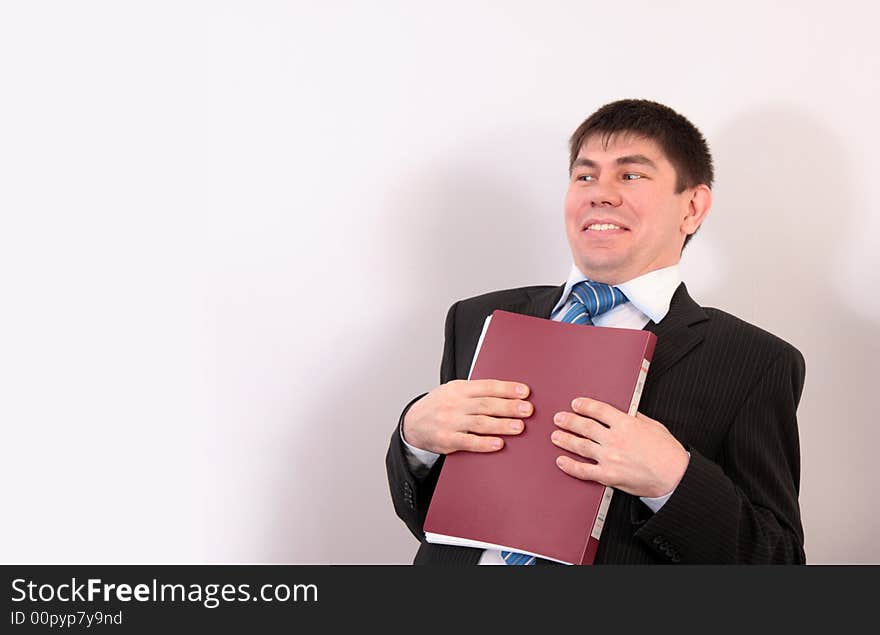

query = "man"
[386,99,806,564]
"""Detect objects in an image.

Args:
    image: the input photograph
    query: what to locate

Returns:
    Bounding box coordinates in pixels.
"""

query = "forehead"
[576,133,669,165]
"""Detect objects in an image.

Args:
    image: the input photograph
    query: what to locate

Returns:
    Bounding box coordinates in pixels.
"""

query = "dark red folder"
[423,310,657,564]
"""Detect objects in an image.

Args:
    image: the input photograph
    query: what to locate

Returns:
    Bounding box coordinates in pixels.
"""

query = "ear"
[681,185,712,235]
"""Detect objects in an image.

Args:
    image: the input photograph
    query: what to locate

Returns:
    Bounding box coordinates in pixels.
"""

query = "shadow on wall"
[704,106,878,563]
[259,123,572,563]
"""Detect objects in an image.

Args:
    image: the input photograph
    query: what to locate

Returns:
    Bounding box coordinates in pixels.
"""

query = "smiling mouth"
[582,223,629,232]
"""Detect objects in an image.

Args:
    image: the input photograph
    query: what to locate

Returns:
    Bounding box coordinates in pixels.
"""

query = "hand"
[402,379,533,454]
[550,397,690,498]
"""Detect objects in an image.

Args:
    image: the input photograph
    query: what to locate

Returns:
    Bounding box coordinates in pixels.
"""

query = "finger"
[465,415,525,436]
[462,379,530,399]
[550,429,600,460]
[451,432,505,453]
[553,411,609,444]
[465,396,533,418]
[570,397,621,427]
[555,455,604,482]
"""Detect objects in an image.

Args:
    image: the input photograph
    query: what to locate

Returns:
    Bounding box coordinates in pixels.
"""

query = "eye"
[622,173,642,181]
[576,174,597,182]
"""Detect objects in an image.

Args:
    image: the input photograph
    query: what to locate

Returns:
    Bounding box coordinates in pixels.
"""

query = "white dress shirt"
[401,264,685,564]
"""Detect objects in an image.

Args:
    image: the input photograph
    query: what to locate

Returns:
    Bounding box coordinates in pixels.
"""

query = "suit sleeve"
[635,346,807,563]
[385,301,459,541]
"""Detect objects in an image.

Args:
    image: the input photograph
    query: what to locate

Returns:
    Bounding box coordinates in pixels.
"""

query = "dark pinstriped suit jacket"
[385,282,806,564]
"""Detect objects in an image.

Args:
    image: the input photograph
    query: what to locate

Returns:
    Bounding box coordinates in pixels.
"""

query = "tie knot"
[562,280,629,325]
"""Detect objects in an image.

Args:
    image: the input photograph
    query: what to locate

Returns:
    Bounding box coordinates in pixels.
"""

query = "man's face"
[564,133,708,285]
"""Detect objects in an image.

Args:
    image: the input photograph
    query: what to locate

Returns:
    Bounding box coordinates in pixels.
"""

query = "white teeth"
[587,223,623,231]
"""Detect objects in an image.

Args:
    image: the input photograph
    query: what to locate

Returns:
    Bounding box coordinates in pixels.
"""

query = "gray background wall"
[1,0,877,564]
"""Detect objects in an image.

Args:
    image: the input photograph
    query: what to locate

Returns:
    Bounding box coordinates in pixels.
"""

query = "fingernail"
[554,412,564,424]
[551,431,561,442]
[556,456,566,467]
[572,398,582,409]
[519,403,531,415]
[492,439,503,450]
[511,421,523,433]
[516,384,528,396]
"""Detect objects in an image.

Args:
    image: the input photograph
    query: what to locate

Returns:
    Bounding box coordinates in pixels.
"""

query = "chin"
[575,256,632,282]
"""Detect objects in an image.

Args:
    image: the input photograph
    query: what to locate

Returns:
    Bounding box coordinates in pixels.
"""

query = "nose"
[589,179,622,207]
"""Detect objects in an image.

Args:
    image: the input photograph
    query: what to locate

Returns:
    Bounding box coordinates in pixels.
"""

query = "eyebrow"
[571,154,658,170]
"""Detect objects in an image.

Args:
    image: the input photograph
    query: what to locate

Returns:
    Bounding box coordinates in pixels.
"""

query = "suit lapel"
[643,282,708,382]
[521,285,566,319]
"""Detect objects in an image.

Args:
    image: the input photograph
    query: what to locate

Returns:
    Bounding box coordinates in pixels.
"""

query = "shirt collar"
[551,263,682,324]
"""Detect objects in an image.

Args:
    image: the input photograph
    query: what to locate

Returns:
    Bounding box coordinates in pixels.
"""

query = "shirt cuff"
[400,420,440,473]
[640,491,674,513]
[639,451,690,513]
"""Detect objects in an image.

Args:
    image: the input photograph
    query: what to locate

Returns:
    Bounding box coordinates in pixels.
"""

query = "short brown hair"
[569,99,714,251]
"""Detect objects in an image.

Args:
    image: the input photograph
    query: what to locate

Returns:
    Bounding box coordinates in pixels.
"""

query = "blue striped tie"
[500,279,628,565]
[559,280,629,326]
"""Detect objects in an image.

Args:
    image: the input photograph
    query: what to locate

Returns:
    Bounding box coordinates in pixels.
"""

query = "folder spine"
[628,358,651,416]
[584,353,652,563]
